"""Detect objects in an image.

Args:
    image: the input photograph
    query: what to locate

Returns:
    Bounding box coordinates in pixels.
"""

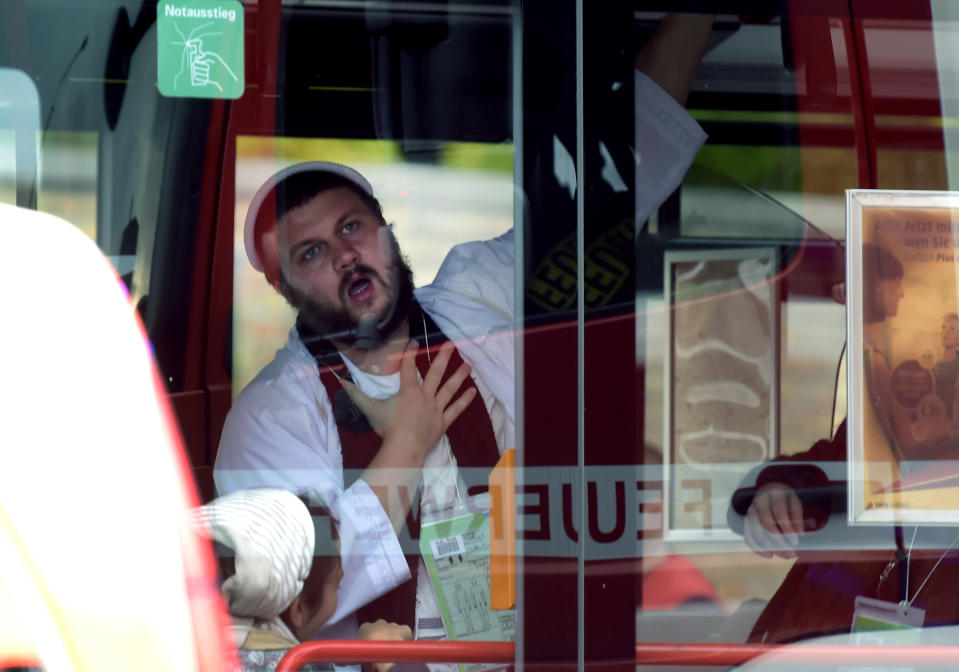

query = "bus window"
[8,0,959,669]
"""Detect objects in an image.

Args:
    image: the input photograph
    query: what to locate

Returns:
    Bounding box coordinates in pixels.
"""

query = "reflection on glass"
[0,129,14,206]
[37,131,98,241]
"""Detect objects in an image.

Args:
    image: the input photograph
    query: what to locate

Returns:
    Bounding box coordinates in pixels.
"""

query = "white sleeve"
[416,229,516,422]
[426,228,515,318]
[213,382,411,626]
[634,69,707,227]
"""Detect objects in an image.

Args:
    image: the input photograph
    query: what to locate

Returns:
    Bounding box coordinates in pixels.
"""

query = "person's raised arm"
[635,13,715,106]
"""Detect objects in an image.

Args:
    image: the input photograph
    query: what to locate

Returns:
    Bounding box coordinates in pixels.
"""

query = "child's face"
[296,556,344,640]
[942,317,959,348]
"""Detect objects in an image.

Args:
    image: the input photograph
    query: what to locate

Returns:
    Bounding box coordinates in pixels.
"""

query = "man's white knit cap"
[243,161,374,273]
[192,488,315,620]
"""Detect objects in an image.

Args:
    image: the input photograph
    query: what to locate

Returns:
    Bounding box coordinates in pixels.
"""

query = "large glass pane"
[11,0,959,668]
[622,3,959,667]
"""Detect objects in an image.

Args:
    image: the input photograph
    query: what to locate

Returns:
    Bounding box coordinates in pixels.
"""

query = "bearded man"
[215,161,516,643]
[213,36,708,642]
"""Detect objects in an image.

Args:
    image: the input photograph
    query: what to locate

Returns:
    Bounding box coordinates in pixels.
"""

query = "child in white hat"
[193,488,417,672]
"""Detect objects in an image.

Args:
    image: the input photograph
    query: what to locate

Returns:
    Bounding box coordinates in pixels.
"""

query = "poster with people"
[848,190,959,524]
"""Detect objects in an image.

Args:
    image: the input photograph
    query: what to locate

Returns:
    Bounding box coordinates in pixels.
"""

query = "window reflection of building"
[667,250,776,533]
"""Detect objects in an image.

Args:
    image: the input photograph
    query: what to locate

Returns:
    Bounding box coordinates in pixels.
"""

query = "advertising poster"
[847,190,959,524]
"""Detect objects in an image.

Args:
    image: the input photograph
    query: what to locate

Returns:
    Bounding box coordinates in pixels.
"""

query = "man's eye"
[342,221,358,235]
[302,245,320,261]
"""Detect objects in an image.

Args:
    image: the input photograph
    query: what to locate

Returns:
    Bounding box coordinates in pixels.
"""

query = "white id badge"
[851,595,925,645]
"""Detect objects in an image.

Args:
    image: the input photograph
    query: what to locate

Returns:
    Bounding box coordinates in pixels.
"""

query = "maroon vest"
[303,309,500,627]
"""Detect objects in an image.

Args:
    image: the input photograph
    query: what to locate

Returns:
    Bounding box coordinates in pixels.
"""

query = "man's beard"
[282,257,415,349]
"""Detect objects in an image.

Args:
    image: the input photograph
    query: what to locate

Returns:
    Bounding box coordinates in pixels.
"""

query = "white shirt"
[214,70,705,640]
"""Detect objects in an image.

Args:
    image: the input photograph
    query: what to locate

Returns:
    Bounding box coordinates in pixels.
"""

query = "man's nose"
[331,240,359,271]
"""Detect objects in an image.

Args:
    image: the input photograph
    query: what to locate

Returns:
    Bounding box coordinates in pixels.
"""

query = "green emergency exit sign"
[157,0,244,99]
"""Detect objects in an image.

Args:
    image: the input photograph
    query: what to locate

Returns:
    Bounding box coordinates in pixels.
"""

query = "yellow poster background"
[859,204,959,515]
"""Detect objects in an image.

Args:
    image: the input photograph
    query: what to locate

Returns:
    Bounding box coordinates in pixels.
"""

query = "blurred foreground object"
[0,204,236,671]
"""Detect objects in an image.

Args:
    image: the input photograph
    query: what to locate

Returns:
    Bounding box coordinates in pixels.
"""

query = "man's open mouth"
[346,276,374,302]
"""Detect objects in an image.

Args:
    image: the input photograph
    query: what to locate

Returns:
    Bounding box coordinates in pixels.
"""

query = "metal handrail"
[276,640,959,671]
[275,641,514,671]
[634,642,959,666]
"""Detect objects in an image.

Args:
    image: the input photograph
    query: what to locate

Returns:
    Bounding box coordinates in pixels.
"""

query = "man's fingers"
[756,499,798,550]
[340,379,368,407]
[435,363,471,409]
[422,341,455,396]
[399,339,419,388]
[743,516,772,558]
[744,485,803,559]
[442,386,477,429]
[748,508,793,556]
[768,490,800,545]
[341,379,377,415]
[788,490,805,537]
[340,380,393,436]
[748,505,780,549]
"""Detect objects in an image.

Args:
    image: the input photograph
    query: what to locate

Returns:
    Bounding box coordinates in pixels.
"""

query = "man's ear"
[268,272,284,295]
[260,227,284,293]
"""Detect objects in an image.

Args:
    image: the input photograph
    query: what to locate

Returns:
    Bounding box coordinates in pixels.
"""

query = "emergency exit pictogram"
[157,0,244,99]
